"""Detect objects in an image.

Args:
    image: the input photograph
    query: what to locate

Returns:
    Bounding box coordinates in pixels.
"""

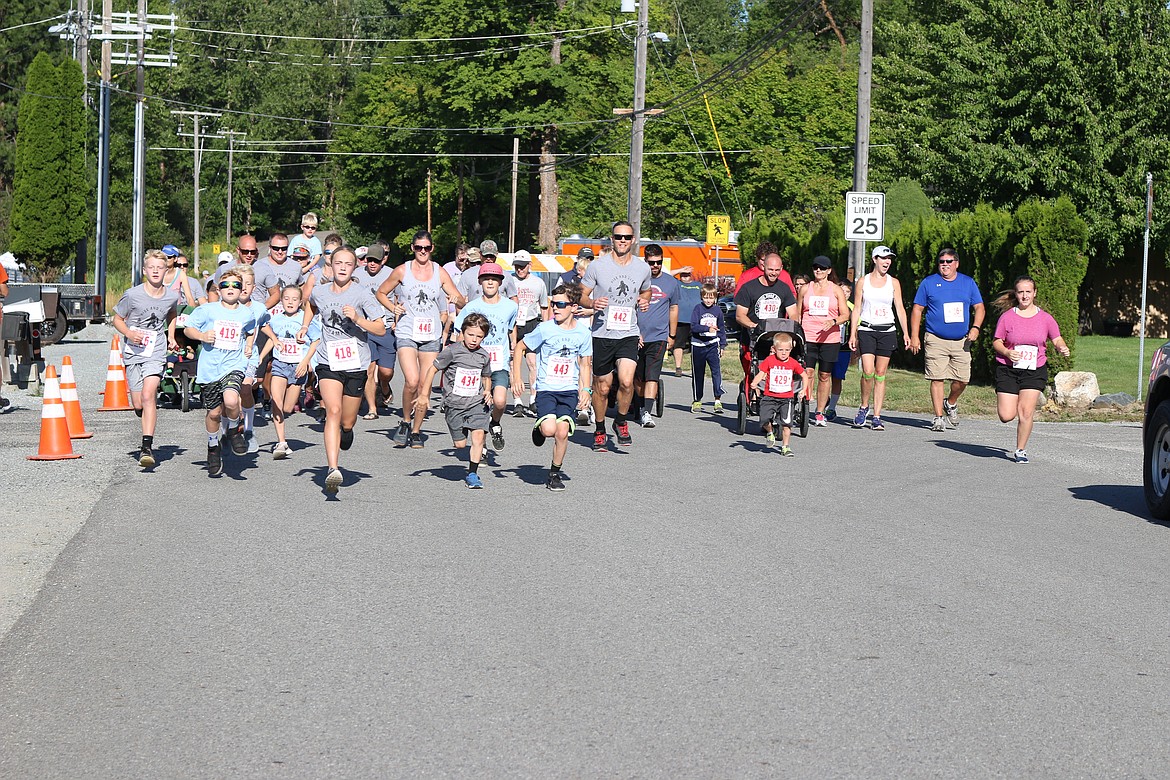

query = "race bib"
[758,299,781,320]
[700,314,717,332]
[767,367,793,394]
[268,304,283,318]
[1013,344,1039,371]
[175,313,189,328]
[126,331,158,357]
[328,337,361,371]
[452,366,482,397]
[607,305,634,331]
[872,305,891,319]
[548,356,574,380]
[487,345,507,372]
[276,337,305,363]
[808,295,830,317]
[518,289,537,305]
[214,320,242,351]
[413,316,435,341]
[943,301,965,324]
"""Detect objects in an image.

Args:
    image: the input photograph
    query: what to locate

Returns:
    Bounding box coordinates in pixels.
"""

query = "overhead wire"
[167,21,630,45]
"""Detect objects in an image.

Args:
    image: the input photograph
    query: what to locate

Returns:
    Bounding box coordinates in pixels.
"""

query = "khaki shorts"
[924,332,972,383]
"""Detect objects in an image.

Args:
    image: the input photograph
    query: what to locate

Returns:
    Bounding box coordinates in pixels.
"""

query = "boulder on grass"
[1053,371,1100,408]
[1091,392,1135,409]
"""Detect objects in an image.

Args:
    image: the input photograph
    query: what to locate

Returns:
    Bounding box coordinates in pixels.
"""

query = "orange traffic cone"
[59,356,94,439]
[97,336,134,412]
[28,365,83,461]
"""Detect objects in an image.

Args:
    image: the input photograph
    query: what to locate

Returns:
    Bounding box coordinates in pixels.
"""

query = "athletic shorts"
[125,359,166,392]
[635,340,668,383]
[516,319,540,341]
[832,347,851,381]
[490,369,510,392]
[995,362,1047,394]
[369,332,397,369]
[445,403,490,442]
[592,335,640,376]
[200,370,244,411]
[804,341,841,373]
[396,336,441,353]
[759,396,795,429]
[924,332,973,383]
[857,329,897,358]
[270,358,308,386]
[674,323,691,347]
[316,366,367,398]
[536,389,579,422]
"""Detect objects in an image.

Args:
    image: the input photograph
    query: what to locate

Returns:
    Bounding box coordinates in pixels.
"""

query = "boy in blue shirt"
[690,282,727,414]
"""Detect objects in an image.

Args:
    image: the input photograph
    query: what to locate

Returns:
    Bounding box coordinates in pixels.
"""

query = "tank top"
[396,261,444,343]
[800,282,841,344]
[858,273,896,330]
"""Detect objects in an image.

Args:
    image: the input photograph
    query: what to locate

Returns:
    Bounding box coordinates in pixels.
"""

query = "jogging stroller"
[161,304,201,412]
[735,318,809,438]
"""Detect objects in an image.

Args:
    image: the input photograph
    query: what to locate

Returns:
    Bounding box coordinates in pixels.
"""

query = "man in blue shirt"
[633,243,679,427]
[909,247,985,432]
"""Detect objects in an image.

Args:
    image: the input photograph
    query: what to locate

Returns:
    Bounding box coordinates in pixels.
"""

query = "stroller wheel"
[180,371,192,413]
[799,396,810,438]
[655,383,665,417]
[736,389,747,435]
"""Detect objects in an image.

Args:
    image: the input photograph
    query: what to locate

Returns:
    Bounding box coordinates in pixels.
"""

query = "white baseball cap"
[216,251,235,265]
[871,245,896,259]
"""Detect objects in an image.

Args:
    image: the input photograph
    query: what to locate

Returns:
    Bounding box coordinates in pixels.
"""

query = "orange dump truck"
[556,237,743,280]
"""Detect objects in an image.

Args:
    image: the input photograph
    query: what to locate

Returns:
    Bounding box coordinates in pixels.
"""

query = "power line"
[168,21,631,45]
[0,14,67,34]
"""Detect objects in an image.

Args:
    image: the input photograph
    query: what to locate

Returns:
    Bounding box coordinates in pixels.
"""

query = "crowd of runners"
[109,214,1071,493]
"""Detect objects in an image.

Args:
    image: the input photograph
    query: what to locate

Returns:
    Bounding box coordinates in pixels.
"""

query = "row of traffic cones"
[27,337,136,461]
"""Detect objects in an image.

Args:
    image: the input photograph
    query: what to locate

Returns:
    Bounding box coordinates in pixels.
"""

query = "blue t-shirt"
[289,234,323,261]
[267,310,322,363]
[523,320,593,392]
[678,280,703,321]
[639,272,681,342]
[187,301,258,383]
[455,297,518,349]
[913,273,983,340]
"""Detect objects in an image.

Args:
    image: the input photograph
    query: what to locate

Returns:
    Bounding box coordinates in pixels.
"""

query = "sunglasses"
[219,281,242,289]
[301,225,316,230]
[413,244,433,252]
[174,262,188,268]
[324,250,334,256]
[551,300,573,309]
[270,245,288,252]
[647,260,663,266]
[937,258,957,265]
[613,234,634,241]
[239,248,258,255]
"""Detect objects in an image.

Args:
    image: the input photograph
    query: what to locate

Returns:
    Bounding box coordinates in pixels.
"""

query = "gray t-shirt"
[459,271,518,306]
[581,253,652,340]
[434,342,492,411]
[514,274,548,325]
[354,264,392,289]
[252,257,306,305]
[397,262,446,343]
[309,281,387,371]
[113,284,181,365]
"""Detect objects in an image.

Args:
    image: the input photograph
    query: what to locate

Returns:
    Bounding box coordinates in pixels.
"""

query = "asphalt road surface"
[2,327,1166,777]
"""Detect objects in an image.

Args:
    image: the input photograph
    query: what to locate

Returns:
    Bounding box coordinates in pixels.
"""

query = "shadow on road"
[931,440,1009,460]
[490,464,552,485]
[294,466,374,498]
[408,464,467,483]
[1068,484,1160,524]
[126,445,186,469]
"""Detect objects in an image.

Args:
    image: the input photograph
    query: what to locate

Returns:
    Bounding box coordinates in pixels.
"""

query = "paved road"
[2,332,1166,777]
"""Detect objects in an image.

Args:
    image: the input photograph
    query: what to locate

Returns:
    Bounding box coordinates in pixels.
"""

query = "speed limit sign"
[845,191,886,241]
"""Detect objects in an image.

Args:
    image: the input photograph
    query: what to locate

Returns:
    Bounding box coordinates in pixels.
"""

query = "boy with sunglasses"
[288,212,323,265]
[184,269,259,477]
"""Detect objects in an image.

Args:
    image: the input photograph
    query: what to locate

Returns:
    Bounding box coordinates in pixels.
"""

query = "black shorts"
[857,329,897,358]
[804,341,841,373]
[635,340,668,383]
[759,396,795,428]
[995,362,1048,395]
[592,335,640,376]
[516,319,540,341]
[674,323,691,347]
[317,366,367,398]
[200,370,244,411]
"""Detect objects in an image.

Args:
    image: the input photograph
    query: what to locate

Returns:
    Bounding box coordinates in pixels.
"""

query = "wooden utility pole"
[627,0,649,240]
[94,0,112,301]
[456,165,464,241]
[130,0,147,285]
[849,0,874,282]
[171,110,221,274]
[221,130,246,245]
[426,169,433,233]
[509,137,520,252]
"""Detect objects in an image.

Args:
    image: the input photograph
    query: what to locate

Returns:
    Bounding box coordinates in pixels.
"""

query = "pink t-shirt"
[993,308,1061,367]
[800,283,842,344]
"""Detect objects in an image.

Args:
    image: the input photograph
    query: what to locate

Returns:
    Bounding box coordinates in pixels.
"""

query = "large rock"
[1091,392,1136,409]
[1053,371,1100,408]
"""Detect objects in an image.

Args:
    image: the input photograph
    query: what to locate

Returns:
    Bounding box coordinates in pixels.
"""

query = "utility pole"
[221,130,246,245]
[627,0,649,240]
[426,169,433,233]
[75,0,89,84]
[95,0,112,303]
[509,137,520,252]
[130,0,147,285]
[172,110,221,275]
[849,0,874,282]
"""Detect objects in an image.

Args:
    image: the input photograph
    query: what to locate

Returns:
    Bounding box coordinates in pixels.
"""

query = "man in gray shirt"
[251,233,305,309]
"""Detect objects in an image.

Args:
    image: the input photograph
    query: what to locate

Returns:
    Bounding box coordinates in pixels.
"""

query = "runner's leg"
[319,378,344,469]
[1016,388,1041,451]
[872,355,891,417]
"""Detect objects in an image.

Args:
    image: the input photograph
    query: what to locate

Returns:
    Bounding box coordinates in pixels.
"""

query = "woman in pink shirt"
[992,276,1070,464]
[797,256,850,426]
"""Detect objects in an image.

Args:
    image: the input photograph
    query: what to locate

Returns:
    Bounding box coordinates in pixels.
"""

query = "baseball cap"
[871,245,896,259]
[291,245,310,258]
[365,244,385,262]
[216,251,235,266]
[466,247,483,263]
[512,250,532,266]
[577,247,594,259]
[479,239,499,257]
[812,255,832,269]
[161,244,181,258]
[355,246,369,259]
[478,262,505,279]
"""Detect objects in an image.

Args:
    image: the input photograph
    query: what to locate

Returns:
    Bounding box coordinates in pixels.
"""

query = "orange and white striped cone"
[28,365,83,461]
[59,356,94,439]
[97,336,134,412]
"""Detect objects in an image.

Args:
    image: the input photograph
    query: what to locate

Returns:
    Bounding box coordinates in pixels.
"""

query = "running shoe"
[852,406,869,428]
[943,400,959,428]
[228,423,248,455]
[273,441,290,459]
[490,423,505,450]
[576,407,591,427]
[207,444,223,477]
[138,446,155,468]
[527,403,539,418]
[340,427,354,451]
[780,445,794,457]
[532,424,547,447]
[871,416,885,431]
[246,431,260,454]
[713,400,723,415]
[813,412,827,427]
[674,367,683,378]
[639,410,656,429]
[824,408,837,421]
[512,403,527,419]
[765,432,776,448]
[1015,449,1029,464]
[325,467,343,494]
[593,430,608,452]
[930,416,946,432]
[409,431,425,449]
[464,472,484,489]
[615,420,633,446]
[392,421,410,446]
[691,401,702,414]
[546,471,566,492]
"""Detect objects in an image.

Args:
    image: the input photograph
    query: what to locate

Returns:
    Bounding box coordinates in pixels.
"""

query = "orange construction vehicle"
[557,236,743,281]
